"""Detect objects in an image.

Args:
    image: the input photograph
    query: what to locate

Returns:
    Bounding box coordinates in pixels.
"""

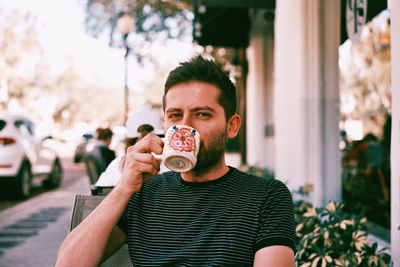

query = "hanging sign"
[346,0,368,43]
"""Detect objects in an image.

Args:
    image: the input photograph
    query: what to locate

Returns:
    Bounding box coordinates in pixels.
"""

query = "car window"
[15,120,34,137]
[0,120,6,131]
[25,120,35,135]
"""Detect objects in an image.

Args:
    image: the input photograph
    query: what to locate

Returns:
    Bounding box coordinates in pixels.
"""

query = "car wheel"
[16,162,32,199]
[43,159,63,188]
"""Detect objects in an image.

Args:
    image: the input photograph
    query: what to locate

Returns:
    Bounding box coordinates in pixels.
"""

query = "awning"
[198,0,274,9]
[193,0,275,48]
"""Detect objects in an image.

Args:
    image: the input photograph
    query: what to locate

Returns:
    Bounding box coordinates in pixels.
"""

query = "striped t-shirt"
[118,167,295,266]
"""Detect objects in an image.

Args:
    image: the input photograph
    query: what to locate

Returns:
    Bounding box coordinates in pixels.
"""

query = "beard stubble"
[191,128,228,176]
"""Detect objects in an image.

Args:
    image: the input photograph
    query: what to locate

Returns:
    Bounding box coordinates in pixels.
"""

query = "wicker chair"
[69,194,133,267]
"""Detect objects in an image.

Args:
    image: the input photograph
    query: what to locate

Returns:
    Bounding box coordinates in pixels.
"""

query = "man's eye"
[197,112,211,118]
[168,113,182,119]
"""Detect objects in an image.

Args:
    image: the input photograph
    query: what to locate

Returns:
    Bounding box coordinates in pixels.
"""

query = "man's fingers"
[125,152,159,171]
[130,161,159,177]
[119,133,163,193]
[127,134,163,155]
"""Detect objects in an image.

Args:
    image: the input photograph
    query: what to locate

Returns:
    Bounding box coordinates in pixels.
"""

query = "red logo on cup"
[169,128,196,152]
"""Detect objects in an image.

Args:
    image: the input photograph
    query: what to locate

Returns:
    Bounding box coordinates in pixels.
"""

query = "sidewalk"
[0,176,91,267]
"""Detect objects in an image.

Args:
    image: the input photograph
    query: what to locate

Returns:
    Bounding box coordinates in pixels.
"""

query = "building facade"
[193,0,398,262]
[245,0,399,263]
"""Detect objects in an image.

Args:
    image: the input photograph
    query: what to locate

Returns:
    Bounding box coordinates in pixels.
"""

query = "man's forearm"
[56,184,134,267]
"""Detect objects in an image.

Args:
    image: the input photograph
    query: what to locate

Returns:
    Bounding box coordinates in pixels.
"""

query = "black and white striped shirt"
[118,167,295,266]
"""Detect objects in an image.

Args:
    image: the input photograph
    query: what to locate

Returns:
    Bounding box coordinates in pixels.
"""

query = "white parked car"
[0,111,63,198]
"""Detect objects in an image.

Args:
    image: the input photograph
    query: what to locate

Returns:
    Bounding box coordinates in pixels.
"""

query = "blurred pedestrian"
[85,127,116,184]
[124,107,164,148]
[96,127,116,166]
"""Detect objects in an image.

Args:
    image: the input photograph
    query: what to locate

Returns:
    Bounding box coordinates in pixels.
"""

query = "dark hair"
[137,124,154,134]
[364,133,378,142]
[96,127,113,140]
[163,56,237,120]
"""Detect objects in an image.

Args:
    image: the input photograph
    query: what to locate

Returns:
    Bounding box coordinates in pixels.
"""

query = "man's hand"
[118,134,164,194]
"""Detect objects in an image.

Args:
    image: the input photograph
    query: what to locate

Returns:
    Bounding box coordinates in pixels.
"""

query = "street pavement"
[0,174,92,267]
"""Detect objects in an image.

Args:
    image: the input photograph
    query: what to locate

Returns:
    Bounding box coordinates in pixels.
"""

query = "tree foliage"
[339,11,391,137]
[84,0,193,57]
[0,9,43,100]
[0,9,111,128]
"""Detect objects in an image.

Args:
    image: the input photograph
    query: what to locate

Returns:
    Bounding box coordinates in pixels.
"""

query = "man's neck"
[181,161,229,183]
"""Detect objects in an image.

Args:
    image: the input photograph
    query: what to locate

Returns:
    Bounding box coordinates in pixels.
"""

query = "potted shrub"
[294,186,391,267]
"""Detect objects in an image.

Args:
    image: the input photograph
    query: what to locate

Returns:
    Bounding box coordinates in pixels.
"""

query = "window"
[0,120,6,131]
[15,120,34,137]
[339,11,391,234]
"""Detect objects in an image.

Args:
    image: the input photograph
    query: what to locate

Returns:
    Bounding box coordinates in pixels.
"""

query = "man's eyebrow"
[165,108,182,113]
[191,106,216,113]
[165,106,216,113]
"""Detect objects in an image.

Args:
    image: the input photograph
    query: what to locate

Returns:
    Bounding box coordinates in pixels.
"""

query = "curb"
[0,177,91,228]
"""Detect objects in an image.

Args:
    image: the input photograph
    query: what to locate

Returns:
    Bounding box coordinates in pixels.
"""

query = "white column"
[320,0,342,203]
[274,0,341,206]
[390,0,400,263]
[246,10,275,170]
[275,0,307,193]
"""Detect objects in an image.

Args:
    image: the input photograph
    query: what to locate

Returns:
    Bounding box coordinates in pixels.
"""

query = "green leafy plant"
[293,186,391,267]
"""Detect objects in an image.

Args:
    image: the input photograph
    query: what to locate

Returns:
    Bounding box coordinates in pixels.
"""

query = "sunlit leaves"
[303,208,317,217]
[294,194,391,266]
[0,9,42,77]
[84,0,193,48]
[0,8,46,106]
[339,11,391,135]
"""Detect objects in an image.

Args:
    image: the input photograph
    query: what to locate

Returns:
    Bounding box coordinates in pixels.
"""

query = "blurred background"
[0,0,398,266]
[0,0,195,146]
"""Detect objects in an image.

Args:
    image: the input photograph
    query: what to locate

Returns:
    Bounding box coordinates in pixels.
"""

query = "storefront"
[193,0,399,263]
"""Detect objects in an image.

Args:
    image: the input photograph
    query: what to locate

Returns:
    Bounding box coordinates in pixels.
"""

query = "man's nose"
[181,115,193,127]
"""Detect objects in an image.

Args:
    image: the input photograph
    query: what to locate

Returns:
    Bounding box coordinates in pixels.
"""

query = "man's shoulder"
[231,167,289,191]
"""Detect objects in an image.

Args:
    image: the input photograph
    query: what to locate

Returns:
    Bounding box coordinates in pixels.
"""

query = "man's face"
[163,81,229,173]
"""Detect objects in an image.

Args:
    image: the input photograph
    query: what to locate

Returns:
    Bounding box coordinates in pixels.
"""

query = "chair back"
[70,194,133,267]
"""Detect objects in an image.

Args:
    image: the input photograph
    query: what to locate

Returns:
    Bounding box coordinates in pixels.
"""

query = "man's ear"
[227,114,241,139]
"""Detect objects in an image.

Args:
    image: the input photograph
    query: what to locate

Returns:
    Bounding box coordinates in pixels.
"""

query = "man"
[85,127,116,184]
[56,56,295,266]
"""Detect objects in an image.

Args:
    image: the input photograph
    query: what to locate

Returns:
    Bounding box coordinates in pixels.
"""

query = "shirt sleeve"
[117,204,129,235]
[117,191,142,235]
[254,179,296,253]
